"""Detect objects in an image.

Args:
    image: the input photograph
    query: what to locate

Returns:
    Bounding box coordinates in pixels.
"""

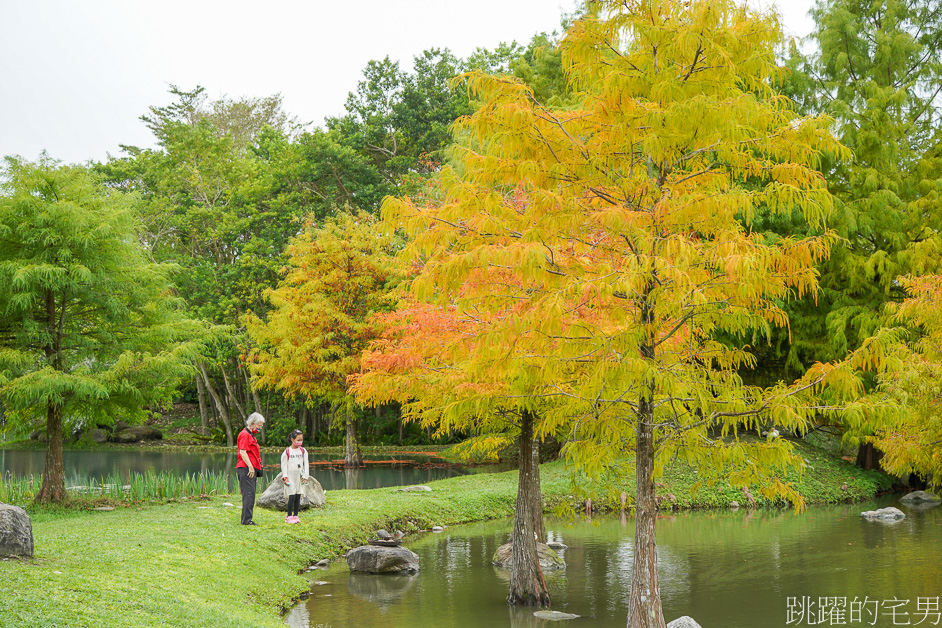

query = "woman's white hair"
[246,412,265,427]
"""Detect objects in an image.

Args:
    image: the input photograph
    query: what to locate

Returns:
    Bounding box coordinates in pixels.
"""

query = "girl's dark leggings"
[287,493,301,517]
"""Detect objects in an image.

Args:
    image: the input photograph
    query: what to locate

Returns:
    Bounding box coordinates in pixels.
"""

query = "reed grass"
[0,469,231,506]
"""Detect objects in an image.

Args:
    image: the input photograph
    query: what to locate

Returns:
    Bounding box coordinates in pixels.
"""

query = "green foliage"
[774,0,942,369]
[0,470,230,507]
[0,156,197,432]
[327,49,475,186]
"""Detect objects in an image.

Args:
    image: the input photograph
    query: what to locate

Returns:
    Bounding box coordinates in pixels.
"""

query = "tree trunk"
[241,365,264,415]
[299,406,309,438]
[856,442,884,471]
[36,403,67,504]
[530,425,546,544]
[507,409,550,606]
[199,362,234,446]
[220,363,247,423]
[627,397,665,628]
[195,374,210,436]
[344,397,357,468]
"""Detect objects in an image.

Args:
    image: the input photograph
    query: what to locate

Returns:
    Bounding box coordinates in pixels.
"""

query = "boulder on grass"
[0,503,34,558]
[346,545,420,574]
[667,617,703,628]
[89,429,110,444]
[257,476,326,511]
[112,426,162,443]
[492,543,566,572]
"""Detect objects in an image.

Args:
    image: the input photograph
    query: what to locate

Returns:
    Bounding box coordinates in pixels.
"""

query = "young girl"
[280,429,310,523]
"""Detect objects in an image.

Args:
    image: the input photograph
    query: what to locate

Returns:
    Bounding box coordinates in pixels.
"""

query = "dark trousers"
[287,493,301,517]
[237,467,258,524]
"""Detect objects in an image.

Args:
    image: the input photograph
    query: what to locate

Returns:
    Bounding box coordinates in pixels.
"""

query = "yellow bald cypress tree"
[380,1,857,624]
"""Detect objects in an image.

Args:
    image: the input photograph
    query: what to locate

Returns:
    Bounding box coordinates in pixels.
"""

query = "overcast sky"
[1,0,816,165]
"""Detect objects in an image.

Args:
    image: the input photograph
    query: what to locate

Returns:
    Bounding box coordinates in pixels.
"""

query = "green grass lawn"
[2,441,894,628]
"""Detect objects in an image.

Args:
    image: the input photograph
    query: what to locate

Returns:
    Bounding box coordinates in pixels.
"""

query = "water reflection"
[287,498,942,628]
[347,573,417,607]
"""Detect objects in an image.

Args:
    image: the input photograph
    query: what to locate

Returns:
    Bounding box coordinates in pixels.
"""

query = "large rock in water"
[667,617,703,628]
[901,491,941,502]
[861,506,906,521]
[257,476,326,511]
[346,545,420,574]
[111,426,162,443]
[492,543,566,572]
[0,503,34,557]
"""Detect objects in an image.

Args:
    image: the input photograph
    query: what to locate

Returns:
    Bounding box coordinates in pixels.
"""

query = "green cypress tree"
[0,156,197,503]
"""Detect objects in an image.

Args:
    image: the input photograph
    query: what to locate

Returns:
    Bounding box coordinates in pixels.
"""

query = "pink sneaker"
[285,515,292,523]
[293,516,301,524]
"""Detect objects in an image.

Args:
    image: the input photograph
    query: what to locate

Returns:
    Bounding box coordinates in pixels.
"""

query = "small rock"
[222,502,235,507]
[546,541,568,550]
[861,507,906,521]
[432,526,444,532]
[92,506,115,512]
[396,485,432,492]
[314,559,331,568]
[534,610,579,621]
[730,501,740,509]
[377,529,392,539]
[900,491,941,503]
[667,617,704,628]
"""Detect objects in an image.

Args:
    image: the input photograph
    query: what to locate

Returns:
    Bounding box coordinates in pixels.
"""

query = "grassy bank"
[2,441,892,628]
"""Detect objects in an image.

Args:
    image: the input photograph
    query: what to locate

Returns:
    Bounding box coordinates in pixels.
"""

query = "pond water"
[0,449,491,491]
[286,497,942,628]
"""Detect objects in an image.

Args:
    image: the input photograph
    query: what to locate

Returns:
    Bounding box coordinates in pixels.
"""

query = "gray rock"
[112,426,162,443]
[90,428,110,444]
[0,503,34,558]
[396,485,432,492]
[28,430,46,442]
[346,545,420,574]
[431,526,444,532]
[493,543,566,572]
[667,617,703,628]
[730,501,740,509]
[534,610,580,620]
[901,491,941,502]
[257,476,326,511]
[861,507,906,520]
[376,529,392,539]
[546,541,568,550]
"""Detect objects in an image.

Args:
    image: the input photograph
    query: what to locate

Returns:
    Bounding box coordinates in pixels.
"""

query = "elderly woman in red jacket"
[236,412,265,525]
